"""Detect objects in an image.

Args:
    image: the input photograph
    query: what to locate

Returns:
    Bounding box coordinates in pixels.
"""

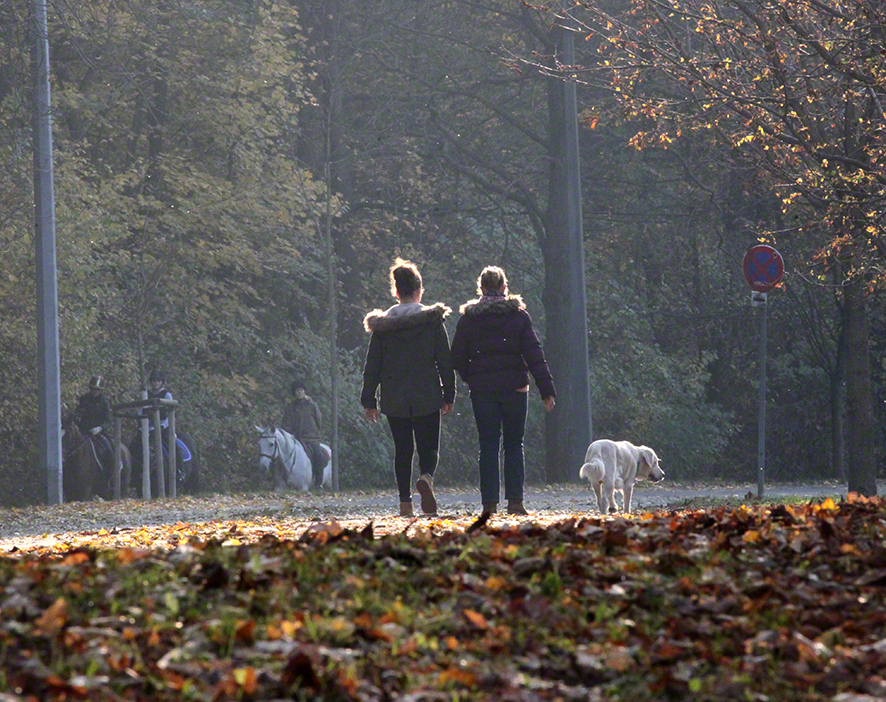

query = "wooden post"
[152,407,165,498]
[141,414,151,500]
[111,397,178,501]
[112,416,122,500]
[167,409,177,499]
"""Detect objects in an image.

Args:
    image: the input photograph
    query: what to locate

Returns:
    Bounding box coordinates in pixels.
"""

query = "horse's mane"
[61,412,82,438]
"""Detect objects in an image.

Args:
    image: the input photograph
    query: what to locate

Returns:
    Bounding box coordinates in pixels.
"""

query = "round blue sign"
[743,245,784,292]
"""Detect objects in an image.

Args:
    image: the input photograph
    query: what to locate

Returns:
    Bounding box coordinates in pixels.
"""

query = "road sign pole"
[743,244,782,500]
[756,295,767,499]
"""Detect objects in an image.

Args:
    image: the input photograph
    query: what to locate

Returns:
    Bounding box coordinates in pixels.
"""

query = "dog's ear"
[639,447,656,468]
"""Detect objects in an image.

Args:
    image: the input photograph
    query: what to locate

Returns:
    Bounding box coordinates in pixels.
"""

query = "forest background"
[1,0,884,507]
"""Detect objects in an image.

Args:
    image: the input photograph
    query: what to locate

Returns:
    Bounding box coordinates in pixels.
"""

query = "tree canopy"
[0,0,882,505]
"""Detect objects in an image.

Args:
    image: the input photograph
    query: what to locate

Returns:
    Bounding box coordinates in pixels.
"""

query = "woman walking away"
[450,266,556,517]
[361,258,456,517]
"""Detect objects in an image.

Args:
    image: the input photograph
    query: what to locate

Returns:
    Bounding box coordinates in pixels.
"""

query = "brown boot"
[415,473,438,515]
[399,501,414,517]
[481,502,497,516]
[507,500,528,516]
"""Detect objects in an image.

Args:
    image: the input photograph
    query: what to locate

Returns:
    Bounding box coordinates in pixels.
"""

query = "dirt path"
[0,481,858,555]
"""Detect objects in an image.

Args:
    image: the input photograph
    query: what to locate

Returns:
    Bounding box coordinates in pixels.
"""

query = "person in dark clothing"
[361,258,456,517]
[282,380,327,489]
[74,375,114,471]
[450,266,556,517]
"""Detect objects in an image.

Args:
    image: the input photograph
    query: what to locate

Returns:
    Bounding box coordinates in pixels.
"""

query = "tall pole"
[31,0,62,505]
[561,16,591,452]
[543,7,592,481]
[757,297,768,499]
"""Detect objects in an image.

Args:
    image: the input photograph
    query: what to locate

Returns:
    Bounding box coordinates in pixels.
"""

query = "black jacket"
[75,392,112,433]
[450,295,556,398]
[361,302,456,417]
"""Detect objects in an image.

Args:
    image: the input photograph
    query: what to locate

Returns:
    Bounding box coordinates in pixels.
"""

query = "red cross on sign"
[743,245,784,293]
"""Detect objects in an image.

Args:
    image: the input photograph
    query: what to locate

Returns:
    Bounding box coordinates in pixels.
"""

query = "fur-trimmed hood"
[459,294,525,316]
[363,301,451,333]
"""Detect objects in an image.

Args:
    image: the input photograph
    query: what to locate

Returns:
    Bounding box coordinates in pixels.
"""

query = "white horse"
[255,425,332,491]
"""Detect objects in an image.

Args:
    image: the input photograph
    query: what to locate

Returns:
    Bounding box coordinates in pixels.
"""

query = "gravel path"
[0,480,862,554]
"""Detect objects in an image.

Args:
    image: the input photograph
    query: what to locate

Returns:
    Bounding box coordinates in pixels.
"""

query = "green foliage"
[2,0,879,505]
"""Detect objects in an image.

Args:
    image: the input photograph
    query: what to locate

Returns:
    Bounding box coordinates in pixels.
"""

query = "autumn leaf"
[463,609,488,630]
[438,666,478,687]
[233,667,258,695]
[35,597,68,635]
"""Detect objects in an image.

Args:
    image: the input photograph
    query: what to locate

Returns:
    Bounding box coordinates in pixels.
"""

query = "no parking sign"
[743,244,784,292]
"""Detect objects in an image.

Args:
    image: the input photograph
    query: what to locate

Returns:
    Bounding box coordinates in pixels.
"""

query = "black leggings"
[387,411,441,502]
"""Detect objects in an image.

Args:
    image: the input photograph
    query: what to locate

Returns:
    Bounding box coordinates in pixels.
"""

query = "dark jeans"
[387,411,441,502]
[471,391,528,504]
[301,440,327,487]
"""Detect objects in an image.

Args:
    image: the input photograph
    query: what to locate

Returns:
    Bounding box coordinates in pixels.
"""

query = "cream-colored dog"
[579,439,664,514]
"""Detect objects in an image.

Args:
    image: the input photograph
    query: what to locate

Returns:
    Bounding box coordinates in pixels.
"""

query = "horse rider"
[74,375,114,472]
[281,379,327,490]
[130,369,175,464]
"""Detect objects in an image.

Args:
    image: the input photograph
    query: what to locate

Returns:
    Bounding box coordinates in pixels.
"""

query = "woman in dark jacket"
[450,266,555,517]
[361,259,456,517]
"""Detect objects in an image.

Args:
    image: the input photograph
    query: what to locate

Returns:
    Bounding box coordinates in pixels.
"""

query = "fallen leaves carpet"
[1,493,885,701]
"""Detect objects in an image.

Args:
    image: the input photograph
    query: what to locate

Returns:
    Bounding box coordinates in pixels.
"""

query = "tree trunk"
[842,280,877,496]
[541,24,592,482]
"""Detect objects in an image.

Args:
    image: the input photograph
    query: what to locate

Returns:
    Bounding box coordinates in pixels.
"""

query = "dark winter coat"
[361,302,456,418]
[282,397,322,441]
[450,295,556,398]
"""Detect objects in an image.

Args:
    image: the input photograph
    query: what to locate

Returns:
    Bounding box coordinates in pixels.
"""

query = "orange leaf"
[61,552,90,566]
[281,620,302,638]
[307,520,343,538]
[35,597,67,634]
[604,646,635,672]
[397,637,418,655]
[234,667,258,694]
[116,547,152,564]
[353,612,373,629]
[463,609,488,630]
[485,576,507,591]
[438,667,477,687]
[235,619,256,644]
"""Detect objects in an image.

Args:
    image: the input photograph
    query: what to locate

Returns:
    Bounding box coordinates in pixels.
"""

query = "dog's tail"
[579,458,605,484]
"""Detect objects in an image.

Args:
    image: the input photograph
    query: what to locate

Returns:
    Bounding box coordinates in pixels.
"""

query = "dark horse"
[130,429,200,497]
[61,413,132,502]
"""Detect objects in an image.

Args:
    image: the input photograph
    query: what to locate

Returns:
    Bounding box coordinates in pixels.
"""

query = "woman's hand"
[364,408,379,423]
[543,396,555,412]
[442,403,454,416]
